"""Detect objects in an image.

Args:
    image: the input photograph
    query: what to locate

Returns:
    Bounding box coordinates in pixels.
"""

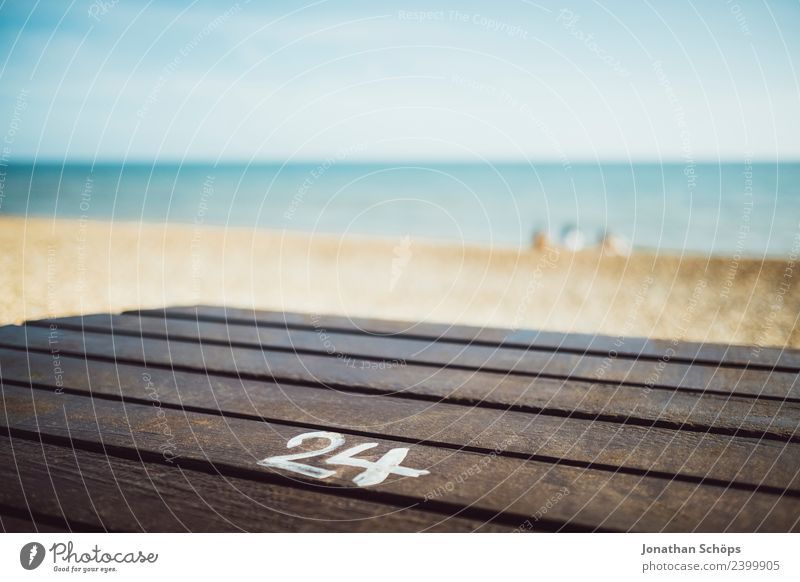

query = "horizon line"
[5,158,800,166]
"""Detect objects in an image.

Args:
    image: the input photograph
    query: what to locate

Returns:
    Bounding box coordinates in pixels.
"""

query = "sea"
[1,161,798,256]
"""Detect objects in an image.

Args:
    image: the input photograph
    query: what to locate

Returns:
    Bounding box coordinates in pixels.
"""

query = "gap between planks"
[130,306,800,373]
[22,317,800,403]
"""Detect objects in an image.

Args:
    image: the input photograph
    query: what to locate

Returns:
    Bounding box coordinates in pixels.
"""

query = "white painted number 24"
[258,431,430,487]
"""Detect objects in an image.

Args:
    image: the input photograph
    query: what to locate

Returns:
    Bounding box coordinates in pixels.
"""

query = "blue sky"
[1,0,798,162]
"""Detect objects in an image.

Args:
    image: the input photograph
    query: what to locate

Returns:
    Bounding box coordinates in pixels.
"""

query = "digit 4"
[326,442,430,487]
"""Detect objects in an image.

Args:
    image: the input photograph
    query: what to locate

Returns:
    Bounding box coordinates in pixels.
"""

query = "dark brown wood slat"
[42,314,799,399]
[2,343,797,443]
[0,513,72,533]
[2,345,799,493]
[135,305,800,371]
[505,330,800,373]
[11,313,800,408]
[0,456,102,532]
[0,436,502,532]
[2,385,798,532]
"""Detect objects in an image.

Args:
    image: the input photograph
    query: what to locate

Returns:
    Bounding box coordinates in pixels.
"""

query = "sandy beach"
[1,216,797,348]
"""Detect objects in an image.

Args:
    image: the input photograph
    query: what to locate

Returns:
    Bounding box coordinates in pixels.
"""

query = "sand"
[1,216,798,348]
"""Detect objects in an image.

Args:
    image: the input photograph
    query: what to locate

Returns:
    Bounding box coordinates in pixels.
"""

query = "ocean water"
[1,161,798,256]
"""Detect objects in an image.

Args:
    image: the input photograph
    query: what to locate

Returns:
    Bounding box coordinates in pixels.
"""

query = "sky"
[0,0,799,162]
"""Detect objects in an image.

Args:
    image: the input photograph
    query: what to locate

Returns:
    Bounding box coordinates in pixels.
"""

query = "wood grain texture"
[0,436,502,532]
[134,305,800,371]
[1,346,798,493]
[37,314,800,399]
[3,326,796,442]
[1,307,799,532]
[0,513,75,533]
[1,384,798,532]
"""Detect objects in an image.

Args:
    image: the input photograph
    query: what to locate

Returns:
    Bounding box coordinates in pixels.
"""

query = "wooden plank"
[134,305,800,371]
[5,319,799,441]
[0,435,503,532]
[2,345,799,493]
[3,344,796,443]
[1,514,36,532]
[0,513,74,533]
[37,314,799,399]
[2,384,799,532]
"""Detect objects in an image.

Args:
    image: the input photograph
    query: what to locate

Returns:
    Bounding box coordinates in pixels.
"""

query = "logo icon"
[20,542,46,570]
